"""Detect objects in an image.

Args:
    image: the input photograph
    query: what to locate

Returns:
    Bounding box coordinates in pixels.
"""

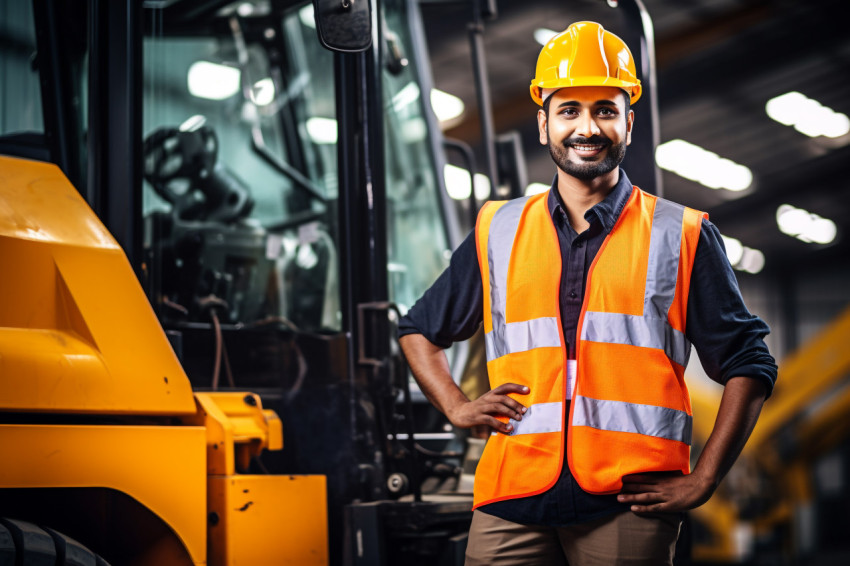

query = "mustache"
[563,135,611,147]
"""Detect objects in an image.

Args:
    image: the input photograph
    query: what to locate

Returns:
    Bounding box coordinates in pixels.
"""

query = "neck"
[556,168,619,233]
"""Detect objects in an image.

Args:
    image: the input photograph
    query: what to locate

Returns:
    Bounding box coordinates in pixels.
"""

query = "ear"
[537,108,548,146]
[625,109,635,146]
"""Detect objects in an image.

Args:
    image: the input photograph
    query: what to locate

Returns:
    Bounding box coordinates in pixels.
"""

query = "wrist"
[443,394,470,425]
[690,466,720,492]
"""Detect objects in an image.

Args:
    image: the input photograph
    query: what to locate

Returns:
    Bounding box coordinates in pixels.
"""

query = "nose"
[575,111,601,138]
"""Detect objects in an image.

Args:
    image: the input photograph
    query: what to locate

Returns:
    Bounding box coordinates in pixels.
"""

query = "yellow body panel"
[208,475,328,566]
[0,155,195,415]
[188,393,284,476]
[0,423,207,565]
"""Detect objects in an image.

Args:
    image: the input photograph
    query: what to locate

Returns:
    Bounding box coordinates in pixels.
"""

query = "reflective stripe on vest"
[580,198,692,368]
[572,396,693,444]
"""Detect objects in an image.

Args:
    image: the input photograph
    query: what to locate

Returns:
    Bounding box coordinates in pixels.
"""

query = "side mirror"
[312,0,372,53]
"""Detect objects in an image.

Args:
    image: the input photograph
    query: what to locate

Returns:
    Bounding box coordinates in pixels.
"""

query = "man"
[399,21,777,565]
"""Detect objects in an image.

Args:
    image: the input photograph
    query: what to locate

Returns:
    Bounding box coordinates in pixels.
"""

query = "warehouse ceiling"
[420,0,849,275]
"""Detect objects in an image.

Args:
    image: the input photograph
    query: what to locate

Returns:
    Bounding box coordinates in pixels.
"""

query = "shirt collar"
[546,168,634,233]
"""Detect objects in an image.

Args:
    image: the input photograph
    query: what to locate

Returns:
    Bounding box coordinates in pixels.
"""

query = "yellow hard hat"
[530,21,642,106]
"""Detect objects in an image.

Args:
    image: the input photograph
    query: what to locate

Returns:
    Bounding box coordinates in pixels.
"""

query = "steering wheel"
[144,122,253,222]
[143,123,219,219]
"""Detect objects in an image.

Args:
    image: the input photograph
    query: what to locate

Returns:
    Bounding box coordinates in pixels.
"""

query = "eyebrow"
[557,99,619,108]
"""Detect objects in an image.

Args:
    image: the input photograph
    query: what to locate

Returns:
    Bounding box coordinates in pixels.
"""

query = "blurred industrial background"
[1,0,848,564]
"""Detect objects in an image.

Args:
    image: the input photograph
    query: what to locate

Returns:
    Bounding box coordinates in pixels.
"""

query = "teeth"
[573,144,603,150]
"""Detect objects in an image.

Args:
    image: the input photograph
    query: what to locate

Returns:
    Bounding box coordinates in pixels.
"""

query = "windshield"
[142,2,339,336]
[0,1,43,137]
[381,2,451,314]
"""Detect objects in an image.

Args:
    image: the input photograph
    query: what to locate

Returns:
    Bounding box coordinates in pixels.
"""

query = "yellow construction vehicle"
[1,0,472,564]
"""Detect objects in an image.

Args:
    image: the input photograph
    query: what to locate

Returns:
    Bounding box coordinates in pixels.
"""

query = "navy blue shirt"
[399,169,777,526]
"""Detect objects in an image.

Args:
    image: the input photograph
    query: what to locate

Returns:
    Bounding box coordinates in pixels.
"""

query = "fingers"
[618,492,662,504]
[490,383,530,396]
[620,482,653,493]
[481,415,514,434]
[621,473,658,484]
[482,402,524,420]
[486,383,530,415]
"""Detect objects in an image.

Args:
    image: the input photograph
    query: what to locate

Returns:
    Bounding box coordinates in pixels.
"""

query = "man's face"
[538,86,634,181]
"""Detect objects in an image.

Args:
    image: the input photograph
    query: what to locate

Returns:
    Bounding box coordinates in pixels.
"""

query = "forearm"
[399,333,468,417]
[400,333,527,433]
[691,376,768,487]
[619,376,767,512]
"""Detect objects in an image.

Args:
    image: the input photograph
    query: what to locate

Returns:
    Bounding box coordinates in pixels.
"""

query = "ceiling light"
[655,139,752,192]
[525,182,550,196]
[250,78,275,106]
[776,204,837,244]
[444,165,491,200]
[534,28,558,46]
[766,92,850,138]
[187,61,241,100]
[306,117,338,145]
[430,89,465,124]
[739,248,765,274]
[721,235,764,274]
[298,4,316,28]
[444,164,472,200]
[720,235,744,266]
[474,173,491,200]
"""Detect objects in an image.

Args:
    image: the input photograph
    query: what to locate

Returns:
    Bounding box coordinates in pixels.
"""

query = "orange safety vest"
[473,186,706,508]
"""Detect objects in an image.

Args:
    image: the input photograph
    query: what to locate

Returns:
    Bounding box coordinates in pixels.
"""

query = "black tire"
[0,518,110,566]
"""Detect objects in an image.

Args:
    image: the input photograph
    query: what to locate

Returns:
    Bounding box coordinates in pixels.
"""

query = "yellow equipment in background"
[0,156,327,565]
[688,307,850,562]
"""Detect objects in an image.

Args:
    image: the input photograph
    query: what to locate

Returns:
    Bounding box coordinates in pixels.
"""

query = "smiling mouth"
[570,143,607,157]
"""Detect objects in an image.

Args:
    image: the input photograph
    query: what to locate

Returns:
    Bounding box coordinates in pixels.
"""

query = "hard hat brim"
[530,78,642,106]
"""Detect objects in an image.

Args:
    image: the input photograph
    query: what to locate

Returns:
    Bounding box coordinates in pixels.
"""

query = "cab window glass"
[141,1,340,349]
[381,2,450,314]
[0,0,43,136]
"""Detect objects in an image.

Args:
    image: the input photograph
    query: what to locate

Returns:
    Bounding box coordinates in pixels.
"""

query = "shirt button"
[569,291,578,299]
[575,241,584,248]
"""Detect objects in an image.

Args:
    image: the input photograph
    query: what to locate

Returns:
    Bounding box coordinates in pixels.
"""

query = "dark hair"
[541,89,631,117]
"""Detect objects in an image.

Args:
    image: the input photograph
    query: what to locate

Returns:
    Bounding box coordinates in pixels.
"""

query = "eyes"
[558,106,619,119]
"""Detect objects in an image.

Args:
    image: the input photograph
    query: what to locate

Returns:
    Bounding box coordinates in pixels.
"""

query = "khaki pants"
[465,510,682,566]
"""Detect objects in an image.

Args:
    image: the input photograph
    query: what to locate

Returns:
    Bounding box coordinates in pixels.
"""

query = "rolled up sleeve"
[398,231,483,348]
[686,219,778,396]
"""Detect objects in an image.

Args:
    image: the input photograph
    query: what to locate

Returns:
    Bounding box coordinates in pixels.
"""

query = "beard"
[547,133,627,181]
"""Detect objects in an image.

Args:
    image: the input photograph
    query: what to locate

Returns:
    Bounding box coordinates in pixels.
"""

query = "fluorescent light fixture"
[430,89,465,124]
[187,61,241,100]
[392,82,421,113]
[237,2,255,17]
[444,165,491,200]
[250,78,275,106]
[720,235,744,266]
[525,182,550,196]
[474,173,491,200]
[739,248,765,274]
[306,117,338,145]
[765,92,850,138]
[444,164,472,200]
[721,235,764,274]
[534,28,558,46]
[776,204,837,244]
[655,139,752,192]
[298,4,316,28]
